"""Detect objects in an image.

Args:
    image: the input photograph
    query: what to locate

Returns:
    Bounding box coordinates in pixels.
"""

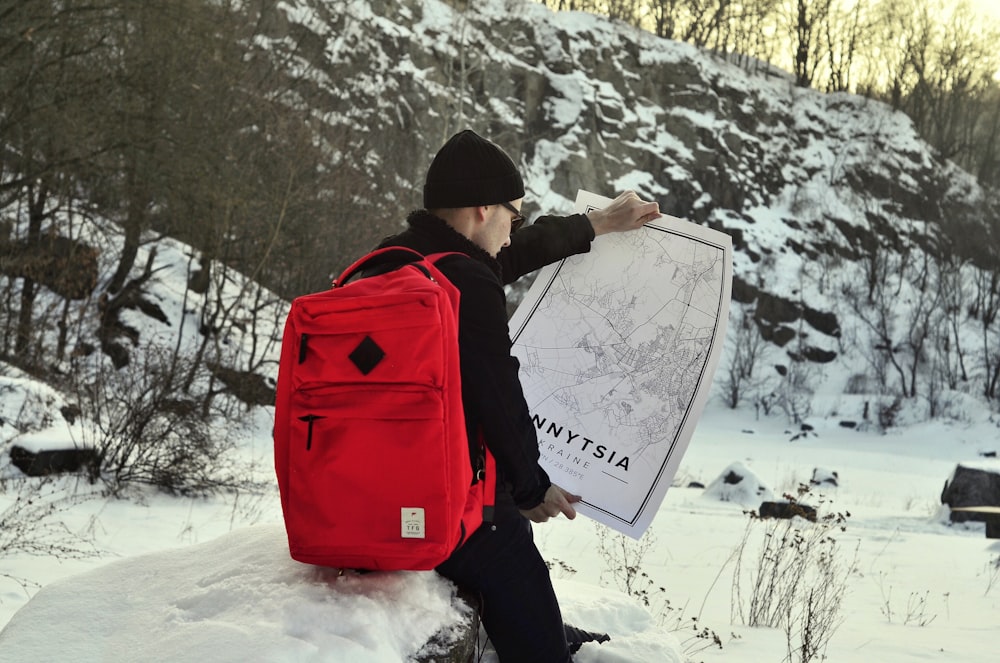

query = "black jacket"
[378,210,595,509]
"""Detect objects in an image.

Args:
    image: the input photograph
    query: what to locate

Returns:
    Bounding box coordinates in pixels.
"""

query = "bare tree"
[722,305,774,408]
[726,0,781,74]
[855,0,911,102]
[971,86,1000,187]
[837,214,903,397]
[0,0,118,363]
[781,0,835,88]
[932,250,970,389]
[822,0,867,92]
[647,0,686,39]
[971,264,1000,400]
[922,2,998,166]
[896,251,942,399]
[605,0,645,24]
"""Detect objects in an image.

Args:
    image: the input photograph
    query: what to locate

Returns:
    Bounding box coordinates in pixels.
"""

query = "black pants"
[436,497,571,663]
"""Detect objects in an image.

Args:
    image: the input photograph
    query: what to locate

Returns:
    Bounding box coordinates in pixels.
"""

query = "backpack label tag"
[401,508,426,539]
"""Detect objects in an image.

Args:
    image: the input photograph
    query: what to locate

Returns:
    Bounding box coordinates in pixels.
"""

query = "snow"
[0,525,469,662]
[952,458,1000,474]
[2,394,999,661]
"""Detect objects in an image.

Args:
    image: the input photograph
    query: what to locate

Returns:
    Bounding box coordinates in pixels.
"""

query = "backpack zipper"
[298,414,325,450]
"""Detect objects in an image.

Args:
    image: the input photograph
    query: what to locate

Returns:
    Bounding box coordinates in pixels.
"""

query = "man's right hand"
[587,190,660,236]
[520,484,582,523]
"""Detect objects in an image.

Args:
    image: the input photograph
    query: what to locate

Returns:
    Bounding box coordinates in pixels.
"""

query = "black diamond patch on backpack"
[349,335,385,375]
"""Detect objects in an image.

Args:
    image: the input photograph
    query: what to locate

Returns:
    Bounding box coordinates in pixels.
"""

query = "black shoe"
[564,623,611,654]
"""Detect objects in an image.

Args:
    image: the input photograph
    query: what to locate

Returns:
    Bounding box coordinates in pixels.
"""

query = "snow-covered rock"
[0,524,474,662]
[702,460,774,506]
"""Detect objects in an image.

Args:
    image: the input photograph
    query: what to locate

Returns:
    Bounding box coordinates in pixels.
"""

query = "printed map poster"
[509,190,733,538]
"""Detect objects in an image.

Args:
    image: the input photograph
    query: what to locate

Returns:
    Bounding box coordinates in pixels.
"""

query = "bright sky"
[969,0,1000,21]
[966,0,1000,78]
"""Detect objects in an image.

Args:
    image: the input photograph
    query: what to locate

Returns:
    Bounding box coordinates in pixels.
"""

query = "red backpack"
[273,247,495,571]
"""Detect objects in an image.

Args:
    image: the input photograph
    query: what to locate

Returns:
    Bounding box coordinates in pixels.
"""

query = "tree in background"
[0,0,385,361]
[784,0,835,88]
[821,0,866,92]
[723,0,781,74]
[541,0,1000,190]
[722,305,775,409]
[0,0,404,489]
[0,1,115,362]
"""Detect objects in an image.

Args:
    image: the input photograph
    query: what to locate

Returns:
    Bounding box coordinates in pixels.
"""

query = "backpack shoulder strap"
[335,249,471,287]
[333,246,425,287]
[426,251,468,264]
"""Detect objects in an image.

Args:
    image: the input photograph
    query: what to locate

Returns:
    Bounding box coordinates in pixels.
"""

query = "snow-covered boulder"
[942,461,1000,520]
[703,461,774,506]
[810,466,839,487]
[0,524,475,662]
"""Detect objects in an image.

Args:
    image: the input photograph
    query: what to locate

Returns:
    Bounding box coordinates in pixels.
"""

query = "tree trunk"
[14,182,48,358]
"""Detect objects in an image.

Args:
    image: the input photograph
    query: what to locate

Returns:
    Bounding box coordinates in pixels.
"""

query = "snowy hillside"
[261,0,998,419]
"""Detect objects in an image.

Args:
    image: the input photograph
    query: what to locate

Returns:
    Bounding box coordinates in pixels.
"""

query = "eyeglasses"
[500,201,526,233]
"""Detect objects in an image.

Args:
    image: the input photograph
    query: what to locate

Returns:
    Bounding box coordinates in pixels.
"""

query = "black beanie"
[423,129,525,208]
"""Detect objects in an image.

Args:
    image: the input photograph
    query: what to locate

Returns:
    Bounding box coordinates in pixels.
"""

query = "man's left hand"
[520,484,582,523]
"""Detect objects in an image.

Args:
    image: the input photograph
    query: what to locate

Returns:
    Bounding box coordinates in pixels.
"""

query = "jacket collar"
[398,210,503,279]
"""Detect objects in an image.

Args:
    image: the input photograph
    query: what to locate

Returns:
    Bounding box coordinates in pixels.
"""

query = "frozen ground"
[1,401,998,662]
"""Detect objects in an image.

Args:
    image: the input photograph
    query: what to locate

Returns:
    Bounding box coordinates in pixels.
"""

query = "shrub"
[68,346,254,496]
[595,524,659,606]
[987,555,1000,597]
[0,477,100,600]
[594,524,725,657]
[730,485,857,663]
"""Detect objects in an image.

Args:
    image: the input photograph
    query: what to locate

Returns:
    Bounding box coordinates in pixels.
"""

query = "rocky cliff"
[258,0,996,411]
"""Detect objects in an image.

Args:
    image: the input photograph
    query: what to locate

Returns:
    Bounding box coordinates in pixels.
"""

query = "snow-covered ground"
[1,396,998,662]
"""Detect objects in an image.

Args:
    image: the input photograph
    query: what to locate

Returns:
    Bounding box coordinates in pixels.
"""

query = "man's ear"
[473,205,489,224]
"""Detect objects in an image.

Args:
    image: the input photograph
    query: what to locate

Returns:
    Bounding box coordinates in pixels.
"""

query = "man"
[379,129,659,662]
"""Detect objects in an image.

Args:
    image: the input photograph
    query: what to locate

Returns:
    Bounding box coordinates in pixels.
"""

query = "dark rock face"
[0,236,99,300]
[209,365,276,407]
[9,445,100,481]
[730,276,840,357]
[414,588,480,662]
[235,0,991,374]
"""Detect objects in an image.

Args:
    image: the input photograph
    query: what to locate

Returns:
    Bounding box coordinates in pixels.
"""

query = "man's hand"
[520,484,583,523]
[587,190,660,236]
